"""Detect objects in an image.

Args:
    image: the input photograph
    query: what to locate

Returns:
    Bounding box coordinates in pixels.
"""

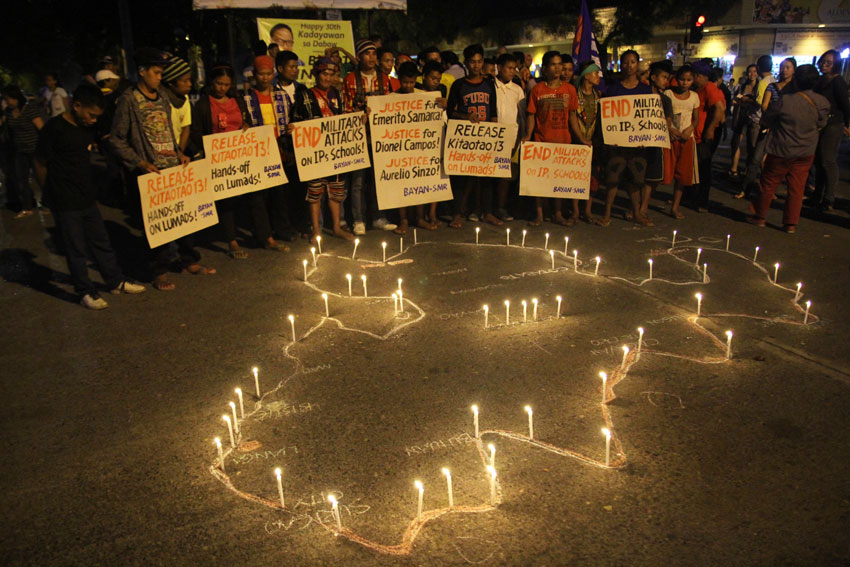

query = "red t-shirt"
[209,96,243,134]
[527,81,579,144]
[696,82,725,143]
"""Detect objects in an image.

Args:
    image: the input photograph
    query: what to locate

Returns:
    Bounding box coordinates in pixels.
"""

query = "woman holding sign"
[190,64,288,259]
[291,57,354,244]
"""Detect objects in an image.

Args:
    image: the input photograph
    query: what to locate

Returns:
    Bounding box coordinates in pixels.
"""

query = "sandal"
[554,215,577,227]
[527,218,543,227]
[265,241,290,252]
[153,274,176,291]
[635,215,654,227]
[184,264,217,275]
[228,248,249,260]
[669,209,685,220]
[449,215,464,229]
[483,213,503,226]
[595,217,612,227]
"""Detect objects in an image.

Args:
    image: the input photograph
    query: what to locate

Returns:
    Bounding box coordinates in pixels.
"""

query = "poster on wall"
[256,18,356,86]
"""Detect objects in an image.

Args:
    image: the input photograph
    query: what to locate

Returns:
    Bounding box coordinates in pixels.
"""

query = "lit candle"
[253,366,260,397]
[483,304,489,328]
[346,274,352,297]
[695,293,703,317]
[725,330,733,359]
[621,345,629,369]
[556,295,562,318]
[600,371,607,404]
[602,428,611,466]
[322,293,329,317]
[726,234,730,251]
[328,494,342,531]
[316,235,322,254]
[475,226,480,244]
[235,388,244,419]
[648,258,653,280]
[400,237,403,254]
[310,247,317,268]
[288,314,296,342]
[302,259,308,281]
[488,443,496,467]
[414,480,424,522]
[637,327,644,352]
[506,228,511,246]
[472,405,479,438]
[532,298,538,321]
[573,250,578,270]
[275,467,285,508]
[442,468,454,508]
[544,232,550,250]
[397,278,403,295]
[753,246,759,264]
[504,300,510,325]
[521,229,527,247]
[361,274,367,297]
[487,465,497,505]
[524,405,534,439]
[352,238,359,260]
[672,230,677,248]
[550,249,555,270]
[794,282,802,302]
[215,437,224,472]
[223,415,235,447]
[773,262,780,283]
[398,289,404,312]
[703,262,708,283]
[392,293,398,315]
[695,247,702,266]
[594,256,600,276]
[804,300,811,325]
[382,241,387,263]
[229,401,239,433]
[414,228,418,245]
[522,300,528,323]
[564,236,569,257]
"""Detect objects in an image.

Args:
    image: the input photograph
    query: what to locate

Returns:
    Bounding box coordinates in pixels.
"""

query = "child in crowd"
[638,60,674,225]
[161,57,193,155]
[343,39,397,234]
[483,58,496,79]
[494,52,525,222]
[34,84,146,309]
[574,61,603,223]
[664,65,701,219]
[523,50,585,227]
[446,44,500,228]
[292,58,354,243]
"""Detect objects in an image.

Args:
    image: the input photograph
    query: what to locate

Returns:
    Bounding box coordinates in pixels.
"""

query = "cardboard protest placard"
[443,120,516,178]
[367,92,452,210]
[600,94,671,148]
[291,112,370,182]
[519,141,592,200]
[202,125,288,200]
[138,160,218,248]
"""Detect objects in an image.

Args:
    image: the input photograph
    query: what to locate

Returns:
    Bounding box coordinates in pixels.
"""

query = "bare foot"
[528,217,543,227]
[394,220,408,235]
[669,208,685,220]
[153,274,175,291]
[333,228,355,240]
[483,213,503,226]
[417,218,436,230]
[449,215,464,229]
[596,216,612,227]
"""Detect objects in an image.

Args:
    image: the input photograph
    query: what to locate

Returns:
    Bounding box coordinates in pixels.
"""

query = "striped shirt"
[5,103,44,154]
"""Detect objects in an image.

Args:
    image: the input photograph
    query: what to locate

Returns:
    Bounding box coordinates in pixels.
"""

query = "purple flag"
[572,0,601,66]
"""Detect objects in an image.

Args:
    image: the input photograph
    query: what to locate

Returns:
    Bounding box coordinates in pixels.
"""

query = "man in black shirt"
[34,84,145,309]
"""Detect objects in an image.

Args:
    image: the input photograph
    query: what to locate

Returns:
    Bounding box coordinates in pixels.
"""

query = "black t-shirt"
[36,115,98,212]
[447,77,497,121]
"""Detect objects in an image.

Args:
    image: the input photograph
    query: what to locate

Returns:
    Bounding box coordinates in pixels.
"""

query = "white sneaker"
[81,294,109,310]
[373,218,398,231]
[111,280,146,294]
[353,221,366,235]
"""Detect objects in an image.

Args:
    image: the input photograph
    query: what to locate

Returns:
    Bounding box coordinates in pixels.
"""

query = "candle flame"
[415,480,423,491]
[441,467,451,477]
[310,247,315,253]
[471,405,478,415]
[361,275,366,281]
[483,304,488,311]
[288,314,294,322]
[637,327,644,335]
[328,494,337,505]
[487,465,497,478]
[532,298,538,304]
[556,295,562,301]
[214,437,221,446]
[302,259,307,266]
[223,415,230,423]
[524,405,532,415]
[622,346,629,354]
[275,467,281,477]
[602,427,611,438]
[726,330,733,338]
[322,293,328,299]
[599,371,607,380]
[695,293,702,300]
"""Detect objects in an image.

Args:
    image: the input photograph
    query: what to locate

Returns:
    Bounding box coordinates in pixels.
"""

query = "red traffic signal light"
[696,15,706,26]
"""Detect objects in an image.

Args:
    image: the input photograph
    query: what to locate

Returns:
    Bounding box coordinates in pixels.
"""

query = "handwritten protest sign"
[443,120,516,178]
[600,94,670,148]
[138,161,218,248]
[519,142,592,199]
[292,112,370,182]
[202,125,287,200]
[368,92,452,210]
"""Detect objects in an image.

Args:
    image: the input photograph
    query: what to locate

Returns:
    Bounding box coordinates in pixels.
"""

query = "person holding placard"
[664,65,701,220]
[190,64,286,260]
[638,61,674,226]
[292,57,354,244]
[343,39,396,235]
[494,53,525,223]
[110,47,213,291]
[574,61,604,224]
[523,50,586,227]
[598,50,653,227]
[446,44,500,229]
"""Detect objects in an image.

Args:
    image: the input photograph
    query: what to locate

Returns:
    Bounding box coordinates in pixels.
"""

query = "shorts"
[306,177,346,204]
[645,147,665,183]
[603,147,647,188]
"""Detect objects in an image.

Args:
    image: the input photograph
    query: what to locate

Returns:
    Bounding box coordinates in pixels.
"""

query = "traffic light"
[690,14,706,43]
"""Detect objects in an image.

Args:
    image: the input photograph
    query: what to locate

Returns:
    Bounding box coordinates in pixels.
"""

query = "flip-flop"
[184,264,217,275]
[527,219,543,227]
[595,217,612,227]
[153,275,176,291]
[228,249,249,260]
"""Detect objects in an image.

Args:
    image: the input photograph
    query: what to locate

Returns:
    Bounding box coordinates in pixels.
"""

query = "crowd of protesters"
[0,35,847,309]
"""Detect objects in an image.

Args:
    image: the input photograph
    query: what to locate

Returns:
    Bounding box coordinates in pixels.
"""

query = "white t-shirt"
[49,87,68,117]
[495,78,525,127]
[664,90,700,133]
